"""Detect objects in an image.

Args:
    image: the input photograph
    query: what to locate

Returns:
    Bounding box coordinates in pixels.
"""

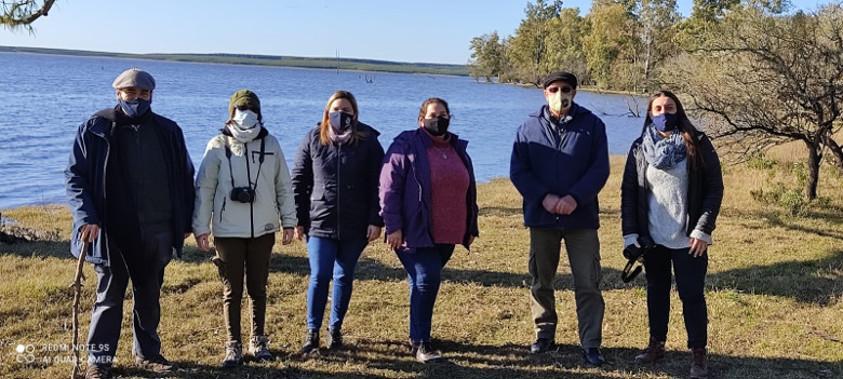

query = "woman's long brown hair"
[643,90,703,169]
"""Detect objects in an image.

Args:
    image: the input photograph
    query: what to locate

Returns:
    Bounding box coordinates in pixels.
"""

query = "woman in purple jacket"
[379,97,479,363]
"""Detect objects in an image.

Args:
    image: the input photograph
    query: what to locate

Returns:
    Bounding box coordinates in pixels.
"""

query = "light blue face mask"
[118,98,151,118]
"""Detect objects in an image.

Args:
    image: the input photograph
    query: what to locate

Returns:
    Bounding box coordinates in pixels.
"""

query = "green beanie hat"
[228,89,261,118]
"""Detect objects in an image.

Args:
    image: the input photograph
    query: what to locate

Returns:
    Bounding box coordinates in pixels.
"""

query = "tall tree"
[505,0,563,85]
[638,0,680,87]
[542,8,589,83]
[582,0,638,89]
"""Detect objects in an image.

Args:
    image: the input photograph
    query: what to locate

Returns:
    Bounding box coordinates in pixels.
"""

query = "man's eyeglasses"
[546,86,573,94]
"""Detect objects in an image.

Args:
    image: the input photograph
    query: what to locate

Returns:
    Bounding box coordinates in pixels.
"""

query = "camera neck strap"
[224,136,266,191]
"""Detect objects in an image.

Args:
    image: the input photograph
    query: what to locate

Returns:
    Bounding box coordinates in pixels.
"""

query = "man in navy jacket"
[65,68,194,379]
[510,71,610,365]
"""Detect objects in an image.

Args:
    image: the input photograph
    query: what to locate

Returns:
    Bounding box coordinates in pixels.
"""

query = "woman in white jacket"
[193,89,296,368]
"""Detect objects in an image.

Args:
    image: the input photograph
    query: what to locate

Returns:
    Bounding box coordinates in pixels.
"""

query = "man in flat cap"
[66,68,195,379]
[509,71,610,365]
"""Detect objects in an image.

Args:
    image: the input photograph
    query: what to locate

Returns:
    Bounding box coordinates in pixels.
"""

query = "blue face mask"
[118,98,151,118]
[329,111,354,133]
[651,113,678,133]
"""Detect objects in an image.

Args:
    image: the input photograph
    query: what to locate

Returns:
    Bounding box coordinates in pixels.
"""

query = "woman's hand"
[689,238,709,257]
[282,228,294,245]
[195,233,210,252]
[367,225,382,243]
[386,230,404,250]
[294,226,306,241]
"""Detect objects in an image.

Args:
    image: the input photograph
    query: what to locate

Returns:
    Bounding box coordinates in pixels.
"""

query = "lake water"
[0,52,645,209]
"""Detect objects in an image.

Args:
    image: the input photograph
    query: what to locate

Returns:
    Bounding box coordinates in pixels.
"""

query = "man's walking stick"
[70,241,88,379]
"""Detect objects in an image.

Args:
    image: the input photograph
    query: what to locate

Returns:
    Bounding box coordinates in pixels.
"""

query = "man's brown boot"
[634,338,666,364]
[690,347,708,379]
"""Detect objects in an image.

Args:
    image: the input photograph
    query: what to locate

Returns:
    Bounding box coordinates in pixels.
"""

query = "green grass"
[1,156,842,378]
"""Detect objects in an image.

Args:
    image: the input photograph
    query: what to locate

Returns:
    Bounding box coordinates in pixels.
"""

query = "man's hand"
[282,228,294,245]
[195,233,210,252]
[542,194,562,214]
[689,238,709,257]
[386,230,404,250]
[80,224,100,243]
[555,195,578,215]
[367,225,382,243]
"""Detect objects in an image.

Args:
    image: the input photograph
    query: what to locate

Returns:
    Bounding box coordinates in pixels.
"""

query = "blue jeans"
[396,244,455,343]
[306,236,368,331]
[643,245,708,348]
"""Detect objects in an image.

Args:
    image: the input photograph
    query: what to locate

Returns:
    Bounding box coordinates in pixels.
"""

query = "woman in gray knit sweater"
[620,90,724,379]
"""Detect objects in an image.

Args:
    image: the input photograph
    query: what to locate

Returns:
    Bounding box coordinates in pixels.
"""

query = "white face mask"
[548,91,573,114]
[232,109,259,130]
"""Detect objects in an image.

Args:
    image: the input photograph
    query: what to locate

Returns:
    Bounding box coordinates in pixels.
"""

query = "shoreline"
[0,46,469,77]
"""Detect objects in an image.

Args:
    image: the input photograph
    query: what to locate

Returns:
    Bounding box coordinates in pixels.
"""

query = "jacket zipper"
[220,197,226,223]
[411,154,433,243]
[336,143,342,240]
[245,143,255,238]
[100,123,113,262]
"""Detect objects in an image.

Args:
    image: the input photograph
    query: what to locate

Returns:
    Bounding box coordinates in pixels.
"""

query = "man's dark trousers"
[86,223,172,366]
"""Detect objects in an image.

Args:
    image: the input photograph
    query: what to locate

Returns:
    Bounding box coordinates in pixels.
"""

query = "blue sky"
[0,0,831,64]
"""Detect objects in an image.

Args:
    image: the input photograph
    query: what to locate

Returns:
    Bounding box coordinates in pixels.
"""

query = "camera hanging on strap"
[224,137,266,203]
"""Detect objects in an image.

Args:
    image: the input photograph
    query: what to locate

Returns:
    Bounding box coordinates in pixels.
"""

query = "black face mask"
[423,117,450,136]
[329,111,355,133]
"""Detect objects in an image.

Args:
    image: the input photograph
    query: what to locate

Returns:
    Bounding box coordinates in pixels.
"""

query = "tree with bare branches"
[662,3,843,200]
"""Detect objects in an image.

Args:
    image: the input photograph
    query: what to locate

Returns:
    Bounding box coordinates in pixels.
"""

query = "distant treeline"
[0,46,469,76]
[468,0,792,92]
